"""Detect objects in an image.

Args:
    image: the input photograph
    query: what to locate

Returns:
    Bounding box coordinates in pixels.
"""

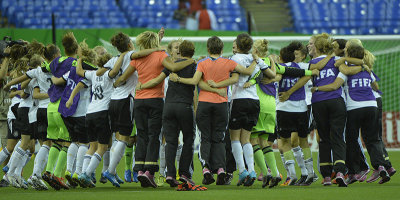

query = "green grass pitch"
[1,152,399,200]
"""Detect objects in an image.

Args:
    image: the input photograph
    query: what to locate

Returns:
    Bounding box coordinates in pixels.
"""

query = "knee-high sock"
[253,145,268,175]
[86,153,102,175]
[82,154,92,174]
[280,153,290,177]
[33,145,50,176]
[8,147,26,177]
[303,147,314,175]
[124,145,133,171]
[0,147,11,165]
[46,143,61,173]
[6,140,21,168]
[75,144,89,175]
[176,144,183,170]
[284,151,296,178]
[108,140,126,175]
[102,150,110,173]
[263,146,279,177]
[243,143,255,173]
[66,142,78,173]
[159,143,166,176]
[15,150,30,177]
[231,140,245,173]
[53,147,68,177]
[292,146,308,176]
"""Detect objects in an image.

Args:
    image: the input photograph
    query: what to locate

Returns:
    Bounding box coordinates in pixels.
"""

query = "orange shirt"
[130,51,168,99]
[198,9,211,30]
[197,57,237,103]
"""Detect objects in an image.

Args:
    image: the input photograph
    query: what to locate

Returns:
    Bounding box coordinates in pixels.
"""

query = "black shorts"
[229,99,260,131]
[276,110,308,139]
[109,96,134,136]
[62,116,88,143]
[15,107,33,136]
[7,119,20,140]
[36,108,48,141]
[31,122,39,140]
[268,131,277,143]
[307,105,316,132]
[86,110,112,144]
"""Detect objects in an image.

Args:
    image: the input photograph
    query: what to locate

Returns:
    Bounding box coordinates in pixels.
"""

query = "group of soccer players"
[0,29,396,191]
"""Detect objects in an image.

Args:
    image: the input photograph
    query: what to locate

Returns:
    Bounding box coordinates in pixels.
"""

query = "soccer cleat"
[357,169,370,182]
[137,171,149,188]
[301,173,319,186]
[144,171,157,188]
[224,173,233,185]
[280,177,291,186]
[335,172,347,187]
[124,169,132,183]
[216,168,226,185]
[27,176,34,187]
[288,177,297,186]
[8,175,20,188]
[387,167,396,177]
[0,178,9,187]
[79,173,96,188]
[100,174,107,184]
[295,175,308,186]
[42,171,60,190]
[366,170,380,183]
[346,174,358,185]
[237,170,249,186]
[71,172,85,188]
[244,171,256,186]
[18,176,28,189]
[53,175,70,190]
[65,171,78,188]
[179,174,195,186]
[269,176,282,188]
[378,166,390,184]
[258,172,264,181]
[91,172,96,184]
[132,171,139,183]
[157,175,165,187]
[323,177,332,186]
[202,168,215,185]
[102,171,120,188]
[116,174,124,184]
[166,176,179,187]
[30,175,42,190]
[2,165,9,173]
[262,175,272,188]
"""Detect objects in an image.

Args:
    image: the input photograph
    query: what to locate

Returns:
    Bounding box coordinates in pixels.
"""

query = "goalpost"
[100,35,400,151]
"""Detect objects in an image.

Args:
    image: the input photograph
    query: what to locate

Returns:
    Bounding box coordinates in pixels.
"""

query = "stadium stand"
[0,0,248,31]
[289,0,400,35]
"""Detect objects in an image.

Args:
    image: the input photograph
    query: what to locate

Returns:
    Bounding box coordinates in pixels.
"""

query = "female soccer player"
[312,44,391,185]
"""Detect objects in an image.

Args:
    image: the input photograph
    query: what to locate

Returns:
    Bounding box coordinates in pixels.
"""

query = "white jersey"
[338,72,377,111]
[105,51,139,100]
[231,54,264,100]
[7,84,22,120]
[85,70,113,114]
[18,79,37,108]
[26,67,52,108]
[276,62,308,112]
[28,102,38,123]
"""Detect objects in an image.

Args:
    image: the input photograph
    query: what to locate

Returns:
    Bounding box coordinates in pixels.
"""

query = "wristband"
[177,76,181,83]
[315,87,319,92]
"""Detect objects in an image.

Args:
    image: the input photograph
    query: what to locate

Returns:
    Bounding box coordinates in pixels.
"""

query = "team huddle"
[0,29,396,191]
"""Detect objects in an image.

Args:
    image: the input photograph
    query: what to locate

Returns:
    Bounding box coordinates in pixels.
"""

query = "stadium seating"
[289,0,400,35]
[1,0,247,31]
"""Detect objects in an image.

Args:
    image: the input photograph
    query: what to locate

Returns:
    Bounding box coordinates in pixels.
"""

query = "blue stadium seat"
[378,27,400,34]
[165,22,180,29]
